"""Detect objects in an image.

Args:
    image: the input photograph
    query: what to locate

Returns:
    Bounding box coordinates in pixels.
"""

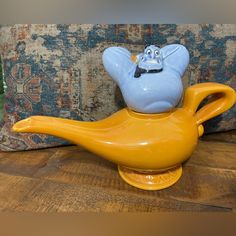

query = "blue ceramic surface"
[102,44,189,113]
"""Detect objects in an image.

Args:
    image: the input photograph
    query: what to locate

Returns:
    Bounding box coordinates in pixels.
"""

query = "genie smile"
[134,66,163,78]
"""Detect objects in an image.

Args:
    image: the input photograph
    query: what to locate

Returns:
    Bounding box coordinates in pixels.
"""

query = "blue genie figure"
[102,44,189,113]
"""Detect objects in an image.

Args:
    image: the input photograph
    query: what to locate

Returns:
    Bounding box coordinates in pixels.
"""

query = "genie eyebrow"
[144,45,160,49]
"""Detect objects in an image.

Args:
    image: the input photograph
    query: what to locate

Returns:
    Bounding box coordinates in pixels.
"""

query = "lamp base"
[118,165,182,190]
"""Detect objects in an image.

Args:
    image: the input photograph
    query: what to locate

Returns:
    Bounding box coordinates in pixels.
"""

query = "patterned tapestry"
[0,24,235,151]
[0,57,3,121]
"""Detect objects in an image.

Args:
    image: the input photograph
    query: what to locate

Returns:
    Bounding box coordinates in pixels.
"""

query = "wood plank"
[0,131,235,212]
[0,146,77,176]
[0,172,230,212]
[156,165,236,209]
[201,130,236,144]
[0,150,53,176]
[187,140,236,170]
[0,142,233,210]
[30,150,236,209]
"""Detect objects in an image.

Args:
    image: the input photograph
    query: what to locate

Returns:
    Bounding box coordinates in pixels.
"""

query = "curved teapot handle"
[182,82,236,126]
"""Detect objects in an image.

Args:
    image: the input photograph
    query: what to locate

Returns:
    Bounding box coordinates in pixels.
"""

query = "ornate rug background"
[0,24,235,151]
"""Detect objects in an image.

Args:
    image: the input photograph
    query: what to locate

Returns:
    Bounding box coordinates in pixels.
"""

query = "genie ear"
[161,44,190,77]
[102,46,133,85]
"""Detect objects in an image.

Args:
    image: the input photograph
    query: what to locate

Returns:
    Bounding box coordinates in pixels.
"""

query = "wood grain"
[0,172,230,212]
[200,130,236,144]
[0,131,235,212]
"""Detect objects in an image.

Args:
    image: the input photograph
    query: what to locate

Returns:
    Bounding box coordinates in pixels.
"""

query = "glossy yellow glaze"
[12,82,236,190]
[13,107,199,170]
[118,165,183,190]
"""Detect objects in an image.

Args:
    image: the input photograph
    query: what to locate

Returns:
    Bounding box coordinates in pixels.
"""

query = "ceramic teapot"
[12,45,236,190]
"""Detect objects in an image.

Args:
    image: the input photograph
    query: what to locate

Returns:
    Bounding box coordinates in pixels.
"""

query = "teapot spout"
[13,112,145,167]
[12,116,99,145]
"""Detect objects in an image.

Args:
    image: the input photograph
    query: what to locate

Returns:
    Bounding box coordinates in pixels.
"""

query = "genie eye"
[146,49,152,55]
[155,50,160,56]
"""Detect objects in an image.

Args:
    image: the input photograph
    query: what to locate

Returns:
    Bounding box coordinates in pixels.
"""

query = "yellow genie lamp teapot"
[12,44,236,190]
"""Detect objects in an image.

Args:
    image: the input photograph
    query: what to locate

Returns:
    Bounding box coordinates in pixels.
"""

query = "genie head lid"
[102,44,190,114]
[136,45,163,73]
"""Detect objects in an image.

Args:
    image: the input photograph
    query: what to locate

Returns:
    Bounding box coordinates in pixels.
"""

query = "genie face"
[138,45,163,71]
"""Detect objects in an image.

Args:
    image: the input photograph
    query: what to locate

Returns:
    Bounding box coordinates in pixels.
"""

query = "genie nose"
[148,52,155,59]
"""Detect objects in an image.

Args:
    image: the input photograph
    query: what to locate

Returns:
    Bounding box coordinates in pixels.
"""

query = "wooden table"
[0,131,235,212]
